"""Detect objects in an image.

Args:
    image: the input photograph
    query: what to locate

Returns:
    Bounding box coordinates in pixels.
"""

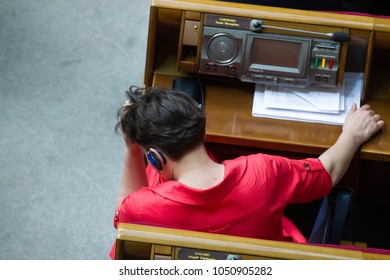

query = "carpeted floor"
[0,0,150,259]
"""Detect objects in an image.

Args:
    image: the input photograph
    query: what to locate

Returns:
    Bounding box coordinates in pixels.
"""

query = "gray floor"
[0,0,150,259]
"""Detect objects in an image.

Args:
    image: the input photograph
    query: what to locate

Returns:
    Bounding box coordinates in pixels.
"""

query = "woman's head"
[116,86,206,161]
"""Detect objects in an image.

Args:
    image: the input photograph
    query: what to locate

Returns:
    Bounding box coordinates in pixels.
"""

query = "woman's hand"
[342,103,384,146]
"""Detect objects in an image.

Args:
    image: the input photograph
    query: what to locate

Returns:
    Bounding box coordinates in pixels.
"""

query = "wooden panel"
[360,98,390,162]
[363,252,390,260]
[115,223,390,260]
[374,31,390,49]
[152,0,374,30]
[144,6,158,86]
[374,17,390,32]
[372,31,390,80]
[359,160,390,206]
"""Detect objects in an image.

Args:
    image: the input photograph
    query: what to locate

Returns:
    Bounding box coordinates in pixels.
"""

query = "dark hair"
[116,86,206,161]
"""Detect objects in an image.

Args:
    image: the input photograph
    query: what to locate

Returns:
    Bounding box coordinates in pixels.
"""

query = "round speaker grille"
[206,33,238,64]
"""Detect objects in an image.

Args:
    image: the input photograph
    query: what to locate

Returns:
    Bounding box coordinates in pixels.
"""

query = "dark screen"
[252,38,301,68]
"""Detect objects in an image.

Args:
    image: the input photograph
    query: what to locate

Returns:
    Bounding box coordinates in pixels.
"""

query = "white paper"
[252,72,363,126]
[264,85,341,114]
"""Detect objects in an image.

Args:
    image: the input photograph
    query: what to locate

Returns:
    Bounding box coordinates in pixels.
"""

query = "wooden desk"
[143,0,390,248]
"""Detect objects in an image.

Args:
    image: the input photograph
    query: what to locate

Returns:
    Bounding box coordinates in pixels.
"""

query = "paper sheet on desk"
[264,85,342,114]
[252,72,363,125]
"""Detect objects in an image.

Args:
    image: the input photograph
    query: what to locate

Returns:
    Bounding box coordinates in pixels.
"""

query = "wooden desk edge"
[151,0,374,30]
[116,223,385,260]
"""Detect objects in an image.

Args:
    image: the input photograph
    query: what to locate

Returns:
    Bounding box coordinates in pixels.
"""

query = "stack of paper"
[263,85,342,114]
[252,72,363,125]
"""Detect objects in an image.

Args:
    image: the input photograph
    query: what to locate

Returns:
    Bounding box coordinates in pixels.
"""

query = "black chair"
[309,185,353,244]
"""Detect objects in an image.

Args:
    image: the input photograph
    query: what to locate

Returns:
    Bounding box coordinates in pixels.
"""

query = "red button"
[329,59,333,69]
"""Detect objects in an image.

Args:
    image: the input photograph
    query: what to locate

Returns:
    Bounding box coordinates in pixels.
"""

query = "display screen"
[253,39,300,68]
[247,35,310,77]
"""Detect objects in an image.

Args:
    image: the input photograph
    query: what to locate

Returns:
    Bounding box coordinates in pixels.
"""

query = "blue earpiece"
[147,150,166,171]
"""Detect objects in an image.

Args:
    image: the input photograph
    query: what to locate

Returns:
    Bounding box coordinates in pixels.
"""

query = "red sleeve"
[259,155,332,205]
[280,157,332,204]
[113,194,138,229]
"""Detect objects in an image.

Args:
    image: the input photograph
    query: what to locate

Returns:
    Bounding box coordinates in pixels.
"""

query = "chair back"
[309,185,353,244]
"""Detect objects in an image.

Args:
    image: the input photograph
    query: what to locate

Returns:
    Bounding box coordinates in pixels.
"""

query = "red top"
[110,154,332,259]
